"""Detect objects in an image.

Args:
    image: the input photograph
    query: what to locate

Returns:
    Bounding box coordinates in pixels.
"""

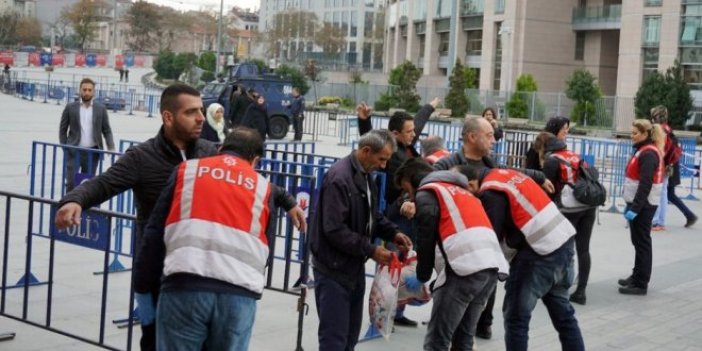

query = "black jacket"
[242,103,270,140]
[229,94,254,126]
[433,151,547,185]
[309,153,399,289]
[524,146,542,171]
[58,127,218,240]
[133,151,297,298]
[200,119,231,143]
[628,140,660,213]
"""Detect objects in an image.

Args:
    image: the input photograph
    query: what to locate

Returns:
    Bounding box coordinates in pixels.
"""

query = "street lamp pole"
[215,0,224,78]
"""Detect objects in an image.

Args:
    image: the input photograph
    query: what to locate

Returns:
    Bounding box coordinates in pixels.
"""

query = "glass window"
[418,36,425,58]
[642,47,659,79]
[342,11,349,35]
[349,41,357,52]
[644,0,662,6]
[334,11,340,28]
[642,16,661,46]
[681,17,702,45]
[466,30,482,55]
[575,32,585,61]
[436,0,451,18]
[413,0,427,20]
[493,23,502,90]
[682,65,702,90]
[438,33,450,55]
[364,11,374,38]
[351,11,358,37]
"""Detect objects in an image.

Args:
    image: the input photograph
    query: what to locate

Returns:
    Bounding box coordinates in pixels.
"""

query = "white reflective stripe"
[480,180,538,216]
[179,160,199,220]
[442,226,509,277]
[164,218,269,294]
[623,178,663,205]
[421,183,466,231]
[521,202,575,255]
[249,174,270,237]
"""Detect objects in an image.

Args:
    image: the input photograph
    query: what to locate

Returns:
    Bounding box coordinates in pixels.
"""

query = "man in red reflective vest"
[420,135,451,165]
[395,158,509,351]
[457,165,584,351]
[133,127,305,350]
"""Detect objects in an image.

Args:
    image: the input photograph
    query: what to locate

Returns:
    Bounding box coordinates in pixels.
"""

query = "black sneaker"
[618,276,633,287]
[393,316,418,327]
[685,215,698,228]
[619,284,647,296]
[569,291,586,305]
[475,325,492,339]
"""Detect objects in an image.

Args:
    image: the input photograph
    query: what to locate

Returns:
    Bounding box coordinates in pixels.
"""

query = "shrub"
[318,96,343,105]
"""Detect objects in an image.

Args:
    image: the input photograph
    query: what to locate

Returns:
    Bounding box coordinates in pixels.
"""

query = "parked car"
[94,95,127,110]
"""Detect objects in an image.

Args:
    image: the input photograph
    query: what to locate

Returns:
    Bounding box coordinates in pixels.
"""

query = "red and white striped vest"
[418,181,509,288]
[164,154,272,294]
[480,169,575,255]
[550,150,587,209]
[424,149,451,165]
[623,144,663,206]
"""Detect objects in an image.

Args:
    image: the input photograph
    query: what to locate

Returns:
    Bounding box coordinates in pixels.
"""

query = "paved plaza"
[0,68,701,350]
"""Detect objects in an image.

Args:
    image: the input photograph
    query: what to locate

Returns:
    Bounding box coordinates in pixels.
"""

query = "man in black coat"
[310,129,412,351]
[54,84,218,351]
[229,87,255,126]
[59,77,115,191]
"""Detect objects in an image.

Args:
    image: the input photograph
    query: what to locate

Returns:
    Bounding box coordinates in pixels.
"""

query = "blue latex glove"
[624,210,638,221]
[404,275,423,292]
[135,292,155,326]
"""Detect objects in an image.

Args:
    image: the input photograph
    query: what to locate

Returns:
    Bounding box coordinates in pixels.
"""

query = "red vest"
[623,144,663,206]
[418,181,509,288]
[550,150,588,209]
[164,154,272,294]
[424,149,451,165]
[480,169,575,255]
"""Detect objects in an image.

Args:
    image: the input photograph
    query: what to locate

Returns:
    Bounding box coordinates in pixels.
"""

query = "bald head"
[461,117,495,159]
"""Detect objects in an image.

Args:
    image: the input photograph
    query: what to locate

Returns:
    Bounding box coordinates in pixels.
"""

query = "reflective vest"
[418,181,509,288]
[425,149,451,165]
[163,154,272,294]
[480,169,575,255]
[623,144,663,206]
[550,150,587,209]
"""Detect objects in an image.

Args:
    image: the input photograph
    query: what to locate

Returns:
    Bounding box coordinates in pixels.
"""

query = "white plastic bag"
[368,256,401,339]
[397,251,432,306]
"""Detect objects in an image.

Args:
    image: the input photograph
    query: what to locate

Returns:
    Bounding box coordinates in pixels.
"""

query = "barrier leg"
[684,175,699,201]
[112,307,140,329]
[12,272,44,288]
[0,332,15,341]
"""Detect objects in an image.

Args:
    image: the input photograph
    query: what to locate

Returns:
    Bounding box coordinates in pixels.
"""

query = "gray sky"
[145,0,259,12]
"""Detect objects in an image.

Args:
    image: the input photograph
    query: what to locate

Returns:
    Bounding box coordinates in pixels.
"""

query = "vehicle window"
[259,83,270,94]
[202,83,225,97]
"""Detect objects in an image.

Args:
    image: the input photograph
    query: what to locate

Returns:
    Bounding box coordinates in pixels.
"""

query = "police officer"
[133,127,305,350]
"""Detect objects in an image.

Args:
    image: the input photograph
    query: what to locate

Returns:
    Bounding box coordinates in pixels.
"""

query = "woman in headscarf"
[200,103,229,143]
[619,119,665,296]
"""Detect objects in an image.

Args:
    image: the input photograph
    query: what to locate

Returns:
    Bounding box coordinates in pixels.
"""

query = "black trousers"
[65,147,100,192]
[564,208,597,291]
[627,204,657,288]
[293,115,304,140]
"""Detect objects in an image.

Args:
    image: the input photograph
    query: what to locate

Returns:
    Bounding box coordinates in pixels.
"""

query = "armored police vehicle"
[201,63,294,139]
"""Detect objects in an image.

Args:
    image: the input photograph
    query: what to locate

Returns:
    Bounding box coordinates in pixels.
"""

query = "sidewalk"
[1,89,701,350]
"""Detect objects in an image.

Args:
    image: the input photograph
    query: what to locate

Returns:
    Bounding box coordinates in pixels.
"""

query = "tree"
[463,67,477,89]
[15,16,42,46]
[385,61,422,111]
[244,58,269,73]
[154,51,177,80]
[507,74,539,119]
[265,11,318,59]
[276,64,310,95]
[125,1,162,52]
[315,22,347,61]
[303,59,322,102]
[62,0,110,51]
[198,52,216,72]
[445,59,470,117]
[565,69,602,126]
[174,52,198,80]
[0,10,19,46]
[636,61,694,129]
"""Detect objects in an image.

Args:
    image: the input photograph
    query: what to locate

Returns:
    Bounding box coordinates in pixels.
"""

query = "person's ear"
[467,180,479,194]
[162,110,173,127]
[251,156,261,168]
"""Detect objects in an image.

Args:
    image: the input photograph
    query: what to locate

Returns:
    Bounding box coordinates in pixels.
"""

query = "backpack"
[663,130,683,166]
[554,157,607,207]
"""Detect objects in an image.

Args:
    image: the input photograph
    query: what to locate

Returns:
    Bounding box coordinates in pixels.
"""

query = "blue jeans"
[652,176,669,226]
[314,269,366,351]
[156,290,257,351]
[424,269,497,351]
[503,240,584,351]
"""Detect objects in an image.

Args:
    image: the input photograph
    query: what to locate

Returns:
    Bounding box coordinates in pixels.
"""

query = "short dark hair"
[388,111,414,132]
[79,78,95,88]
[394,158,434,190]
[220,127,264,161]
[454,164,485,182]
[160,83,201,114]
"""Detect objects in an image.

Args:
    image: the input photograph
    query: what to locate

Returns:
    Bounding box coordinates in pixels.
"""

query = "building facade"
[259,0,387,70]
[383,0,702,104]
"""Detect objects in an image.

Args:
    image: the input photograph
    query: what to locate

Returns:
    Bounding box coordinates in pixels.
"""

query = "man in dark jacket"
[54,84,218,351]
[310,129,412,351]
[434,117,554,340]
[241,95,270,141]
[287,87,305,141]
[229,86,255,126]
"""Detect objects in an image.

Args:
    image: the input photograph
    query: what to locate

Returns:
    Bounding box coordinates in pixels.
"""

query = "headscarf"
[206,103,226,142]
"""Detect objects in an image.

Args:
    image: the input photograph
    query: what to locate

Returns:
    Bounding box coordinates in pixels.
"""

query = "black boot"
[618,276,633,287]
